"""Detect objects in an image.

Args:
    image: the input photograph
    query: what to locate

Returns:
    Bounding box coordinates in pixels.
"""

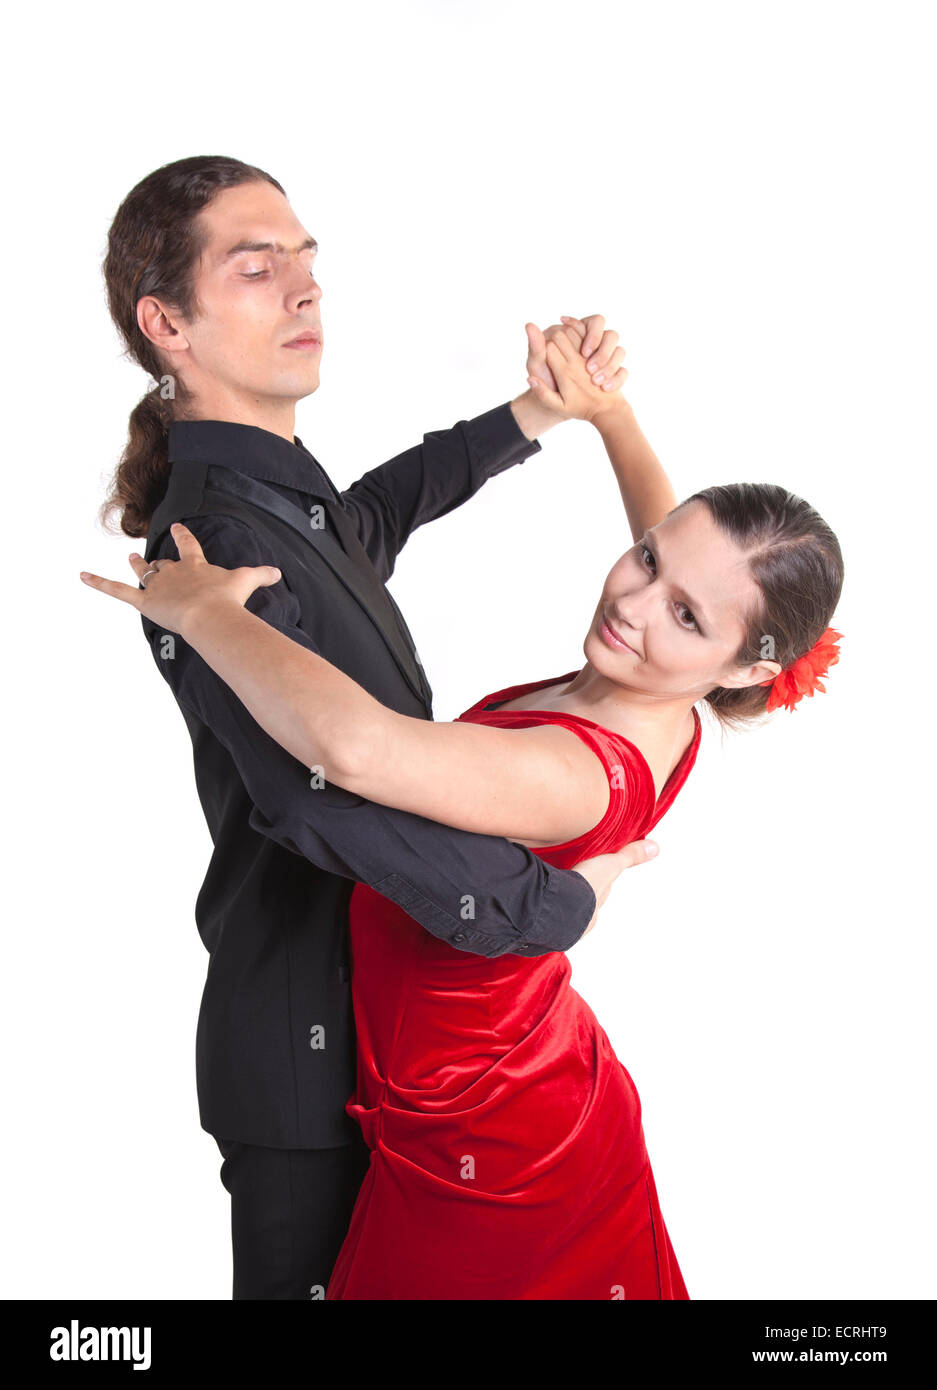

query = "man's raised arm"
[340,390,558,582]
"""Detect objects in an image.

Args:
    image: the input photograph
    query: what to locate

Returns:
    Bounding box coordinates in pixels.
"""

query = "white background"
[2,0,934,1299]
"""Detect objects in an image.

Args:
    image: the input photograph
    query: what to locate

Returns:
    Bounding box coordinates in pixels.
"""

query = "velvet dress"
[325,670,702,1300]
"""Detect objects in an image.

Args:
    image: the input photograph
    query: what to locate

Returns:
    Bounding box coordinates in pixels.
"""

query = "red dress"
[326,670,702,1300]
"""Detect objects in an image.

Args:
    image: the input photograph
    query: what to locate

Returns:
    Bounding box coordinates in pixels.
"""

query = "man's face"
[155,181,323,419]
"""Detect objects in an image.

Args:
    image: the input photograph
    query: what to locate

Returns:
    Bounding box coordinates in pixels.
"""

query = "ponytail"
[99,385,174,540]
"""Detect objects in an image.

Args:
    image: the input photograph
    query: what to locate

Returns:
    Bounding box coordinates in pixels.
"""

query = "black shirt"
[140,400,597,1148]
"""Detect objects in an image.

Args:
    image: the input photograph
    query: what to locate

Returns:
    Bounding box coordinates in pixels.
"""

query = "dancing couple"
[82,155,843,1299]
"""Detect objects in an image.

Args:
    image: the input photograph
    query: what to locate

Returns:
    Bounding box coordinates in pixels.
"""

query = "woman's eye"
[242,270,269,279]
[639,544,698,630]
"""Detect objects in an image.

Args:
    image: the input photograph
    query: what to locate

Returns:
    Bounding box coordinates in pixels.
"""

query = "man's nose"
[289,262,321,301]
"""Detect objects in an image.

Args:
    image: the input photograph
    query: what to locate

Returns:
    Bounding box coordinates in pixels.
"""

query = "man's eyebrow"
[640,531,713,630]
[219,236,318,263]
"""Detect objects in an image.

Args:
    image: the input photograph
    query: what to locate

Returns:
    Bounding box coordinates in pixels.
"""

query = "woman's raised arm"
[532,317,679,543]
[592,399,678,544]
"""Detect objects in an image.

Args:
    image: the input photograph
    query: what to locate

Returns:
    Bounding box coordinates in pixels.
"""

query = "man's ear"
[137,294,190,357]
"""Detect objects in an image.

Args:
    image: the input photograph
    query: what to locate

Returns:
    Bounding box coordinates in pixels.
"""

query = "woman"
[81,323,844,1299]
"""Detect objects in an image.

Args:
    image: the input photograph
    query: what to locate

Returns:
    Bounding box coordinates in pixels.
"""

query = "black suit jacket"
[140,401,597,1148]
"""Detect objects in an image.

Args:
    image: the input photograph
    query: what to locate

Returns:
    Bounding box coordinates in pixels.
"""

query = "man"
[92,161,653,1298]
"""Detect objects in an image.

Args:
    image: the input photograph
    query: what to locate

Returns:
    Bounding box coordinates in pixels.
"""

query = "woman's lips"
[600,615,637,655]
[284,336,321,351]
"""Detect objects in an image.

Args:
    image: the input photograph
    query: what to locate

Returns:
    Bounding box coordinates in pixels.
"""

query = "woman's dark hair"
[672,483,844,732]
[98,155,287,539]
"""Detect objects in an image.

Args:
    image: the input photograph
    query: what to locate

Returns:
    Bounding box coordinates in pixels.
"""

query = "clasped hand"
[526,313,629,424]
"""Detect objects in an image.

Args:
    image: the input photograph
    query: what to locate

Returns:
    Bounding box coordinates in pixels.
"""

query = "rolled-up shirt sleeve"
[140,511,595,958]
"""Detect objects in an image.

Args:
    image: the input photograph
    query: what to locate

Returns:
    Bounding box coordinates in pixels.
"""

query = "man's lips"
[283,333,321,349]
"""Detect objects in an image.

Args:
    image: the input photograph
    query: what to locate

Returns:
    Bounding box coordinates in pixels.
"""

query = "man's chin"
[283,368,321,402]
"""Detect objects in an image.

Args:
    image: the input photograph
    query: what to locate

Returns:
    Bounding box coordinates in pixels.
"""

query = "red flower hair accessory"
[757,626,843,713]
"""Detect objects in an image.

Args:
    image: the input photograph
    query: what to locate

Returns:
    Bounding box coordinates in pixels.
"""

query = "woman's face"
[585,500,774,699]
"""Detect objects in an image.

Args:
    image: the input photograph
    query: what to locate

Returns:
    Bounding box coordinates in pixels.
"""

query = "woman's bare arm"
[350,710,611,845]
[543,313,678,542]
[181,598,612,846]
[592,398,679,543]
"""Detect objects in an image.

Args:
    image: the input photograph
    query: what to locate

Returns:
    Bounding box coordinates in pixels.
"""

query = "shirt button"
[517,942,529,950]
[452,932,466,943]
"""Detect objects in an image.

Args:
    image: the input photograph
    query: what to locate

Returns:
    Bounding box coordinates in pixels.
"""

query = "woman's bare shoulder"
[500,722,615,848]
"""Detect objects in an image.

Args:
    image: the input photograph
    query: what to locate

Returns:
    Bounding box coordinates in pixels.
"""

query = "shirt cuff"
[519,864,596,953]
[464,400,543,481]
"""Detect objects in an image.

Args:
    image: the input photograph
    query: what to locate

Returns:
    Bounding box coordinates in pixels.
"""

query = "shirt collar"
[167,419,339,503]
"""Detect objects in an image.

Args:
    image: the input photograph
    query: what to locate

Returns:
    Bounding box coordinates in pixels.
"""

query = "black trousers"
[214,1127,372,1299]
